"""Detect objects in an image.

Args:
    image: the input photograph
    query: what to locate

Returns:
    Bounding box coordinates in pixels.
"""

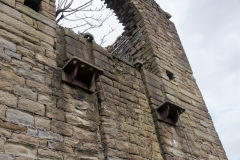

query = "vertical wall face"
[0,0,103,159]
[0,0,227,160]
[105,0,228,159]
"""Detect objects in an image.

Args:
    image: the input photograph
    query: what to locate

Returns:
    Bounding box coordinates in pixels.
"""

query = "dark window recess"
[166,70,175,80]
[156,102,185,125]
[24,0,42,12]
[62,57,103,93]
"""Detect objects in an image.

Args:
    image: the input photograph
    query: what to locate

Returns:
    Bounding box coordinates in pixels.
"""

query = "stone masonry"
[0,0,227,160]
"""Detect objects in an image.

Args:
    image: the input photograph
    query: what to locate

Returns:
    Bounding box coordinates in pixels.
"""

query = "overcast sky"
[157,1,240,159]
[60,0,240,159]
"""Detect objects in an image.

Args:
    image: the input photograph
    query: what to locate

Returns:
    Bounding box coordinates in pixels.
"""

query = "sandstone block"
[19,98,45,116]
[6,109,34,127]
[4,142,37,158]
[0,153,13,160]
[35,116,50,130]
[0,0,15,8]
[46,107,65,121]
[26,80,52,94]
[51,120,73,136]
[0,105,7,120]
[0,120,27,132]
[12,133,40,146]
[0,127,11,137]
[13,85,37,101]
[17,68,45,83]
[0,69,25,85]
[0,76,12,91]
[0,37,16,52]
[37,130,63,142]
[48,141,73,153]
[66,113,91,128]
[0,90,17,108]
[36,54,57,68]
[38,94,56,107]
[38,148,63,160]
[0,137,4,151]
[73,127,96,142]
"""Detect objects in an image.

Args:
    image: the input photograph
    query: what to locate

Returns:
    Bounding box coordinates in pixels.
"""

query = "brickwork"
[0,0,227,160]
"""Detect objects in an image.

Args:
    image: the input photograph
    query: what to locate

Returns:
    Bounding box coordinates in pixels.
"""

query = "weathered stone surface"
[66,113,91,128]
[51,120,73,136]
[0,37,16,52]
[0,105,7,120]
[13,85,37,101]
[4,142,37,158]
[38,94,56,107]
[0,0,228,159]
[46,107,65,121]
[73,127,96,142]
[38,148,63,160]
[0,70,25,85]
[48,141,73,153]
[0,0,15,8]
[0,153,13,160]
[19,98,45,116]
[0,120,27,132]
[0,91,17,108]
[6,109,34,127]
[35,116,50,130]
[26,80,52,94]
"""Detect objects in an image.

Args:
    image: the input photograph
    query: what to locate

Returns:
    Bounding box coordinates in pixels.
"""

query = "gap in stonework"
[55,0,124,47]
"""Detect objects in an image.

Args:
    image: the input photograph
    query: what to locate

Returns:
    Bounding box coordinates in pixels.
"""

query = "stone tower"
[0,0,227,160]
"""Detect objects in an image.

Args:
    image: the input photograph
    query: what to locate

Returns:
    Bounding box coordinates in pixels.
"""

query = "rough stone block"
[0,0,15,8]
[38,94,56,107]
[66,113,91,128]
[18,98,45,116]
[48,141,73,153]
[37,130,63,142]
[6,109,34,127]
[0,104,7,120]
[51,120,73,136]
[4,142,37,158]
[0,90,17,108]
[36,54,57,68]
[13,85,37,101]
[0,137,4,151]
[12,133,40,146]
[26,80,52,94]
[73,127,96,142]
[46,107,65,121]
[0,153,13,160]
[35,116,50,130]
[0,37,16,52]
[0,120,27,132]
[38,148,63,160]
[0,69,25,85]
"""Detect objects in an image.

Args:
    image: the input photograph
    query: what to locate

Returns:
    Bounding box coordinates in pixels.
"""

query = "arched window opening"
[56,0,124,47]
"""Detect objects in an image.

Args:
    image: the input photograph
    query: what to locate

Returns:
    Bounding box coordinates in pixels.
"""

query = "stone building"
[0,0,228,159]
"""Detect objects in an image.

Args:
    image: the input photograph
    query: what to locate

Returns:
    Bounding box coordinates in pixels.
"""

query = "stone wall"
[0,0,227,160]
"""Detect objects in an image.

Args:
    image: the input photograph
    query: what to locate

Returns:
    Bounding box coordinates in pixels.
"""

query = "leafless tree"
[56,0,115,45]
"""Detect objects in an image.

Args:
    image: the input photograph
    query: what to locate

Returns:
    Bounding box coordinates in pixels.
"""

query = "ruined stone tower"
[0,0,228,159]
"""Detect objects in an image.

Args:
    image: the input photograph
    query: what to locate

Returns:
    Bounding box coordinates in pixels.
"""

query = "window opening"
[24,0,42,12]
[166,70,175,80]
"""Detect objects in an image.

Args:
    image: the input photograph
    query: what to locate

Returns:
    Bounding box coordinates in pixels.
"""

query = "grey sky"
[60,0,240,159]
[158,0,240,159]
